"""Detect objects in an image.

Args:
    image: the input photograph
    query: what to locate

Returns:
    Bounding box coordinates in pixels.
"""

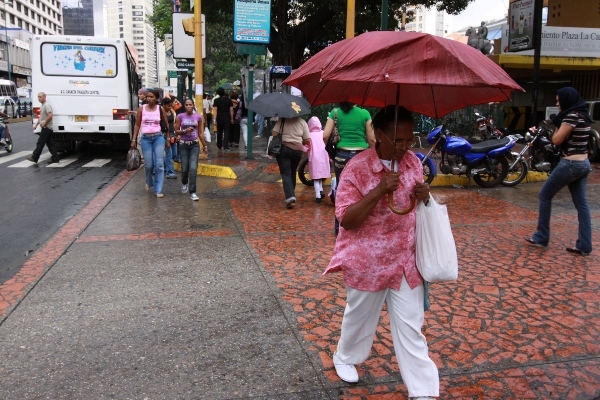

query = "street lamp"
[2,0,12,83]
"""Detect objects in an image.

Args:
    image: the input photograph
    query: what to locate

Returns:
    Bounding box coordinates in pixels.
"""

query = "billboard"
[233,0,271,44]
[508,0,535,52]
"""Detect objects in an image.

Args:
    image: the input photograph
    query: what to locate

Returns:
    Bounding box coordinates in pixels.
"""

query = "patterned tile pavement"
[230,169,600,399]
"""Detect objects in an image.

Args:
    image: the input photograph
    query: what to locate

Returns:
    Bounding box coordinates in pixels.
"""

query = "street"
[0,121,127,284]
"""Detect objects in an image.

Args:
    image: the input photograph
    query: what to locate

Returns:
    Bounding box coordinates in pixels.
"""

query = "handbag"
[268,119,285,156]
[125,147,141,171]
[415,194,458,282]
[325,108,340,159]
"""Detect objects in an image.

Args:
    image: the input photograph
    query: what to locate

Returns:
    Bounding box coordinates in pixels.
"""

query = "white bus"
[31,35,140,151]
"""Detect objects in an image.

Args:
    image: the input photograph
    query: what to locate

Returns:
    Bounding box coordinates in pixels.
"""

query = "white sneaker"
[181,184,188,193]
[190,193,199,201]
[332,353,358,383]
[0,139,6,146]
[156,193,164,198]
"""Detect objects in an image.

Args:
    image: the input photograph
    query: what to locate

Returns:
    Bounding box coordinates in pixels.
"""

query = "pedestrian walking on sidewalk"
[272,116,311,208]
[323,106,438,399]
[305,116,331,203]
[525,87,593,256]
[175,98,208,201]
[161,97,177,180]
[239,93,249,149]
[131,89,169,198]
[229,91,241,148]
[27,92,60,164]
[213,87,233,152]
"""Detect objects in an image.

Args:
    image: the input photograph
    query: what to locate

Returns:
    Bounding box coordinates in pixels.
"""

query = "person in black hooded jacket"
[525,87,593,256]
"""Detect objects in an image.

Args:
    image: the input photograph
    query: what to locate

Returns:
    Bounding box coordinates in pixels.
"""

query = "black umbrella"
[247,92,311,118]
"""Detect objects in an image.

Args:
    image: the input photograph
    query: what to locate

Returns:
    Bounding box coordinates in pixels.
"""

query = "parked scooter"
[417,125,516,188]
[0,117,13,153]
[474,111,507,141]
[502,121,560,186]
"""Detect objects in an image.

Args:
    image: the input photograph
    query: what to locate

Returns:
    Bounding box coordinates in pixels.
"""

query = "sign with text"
[508,0,535,52]
[233,0,271,44]
[175,60,195,69]
[41,43,117,77]
[501,25,600,57]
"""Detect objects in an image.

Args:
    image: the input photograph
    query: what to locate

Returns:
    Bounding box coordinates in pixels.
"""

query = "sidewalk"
[0,138,599,399]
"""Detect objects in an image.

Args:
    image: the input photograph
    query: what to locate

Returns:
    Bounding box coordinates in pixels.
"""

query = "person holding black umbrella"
[271,116,311,208]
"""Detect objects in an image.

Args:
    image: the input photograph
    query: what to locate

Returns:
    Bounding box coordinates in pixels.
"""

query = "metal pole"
[193,0,203,129]
[381,0,388,31]
[530,0,543,127]
[346,0,355,38]
[3,2,10,83]
[246,54,255,160]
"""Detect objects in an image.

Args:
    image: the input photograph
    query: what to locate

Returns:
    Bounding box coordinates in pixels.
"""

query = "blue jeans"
[275,145,303,202]
[180,142,199,194]
[0,124,5,140]
[141,133,165,195]
[171,141,179,162]
[164,144,175,175]
[333,149,364,232]
[532,158,592,253]
[255,114,265,137]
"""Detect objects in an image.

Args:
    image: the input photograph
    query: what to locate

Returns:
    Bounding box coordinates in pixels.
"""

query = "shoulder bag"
[268,119,285,156]
[325,108,340,159]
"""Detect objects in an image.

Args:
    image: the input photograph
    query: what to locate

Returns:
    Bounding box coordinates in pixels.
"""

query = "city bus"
[30,35,140,151]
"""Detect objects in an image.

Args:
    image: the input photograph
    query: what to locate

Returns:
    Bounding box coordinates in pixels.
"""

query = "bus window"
[41,43,118,77]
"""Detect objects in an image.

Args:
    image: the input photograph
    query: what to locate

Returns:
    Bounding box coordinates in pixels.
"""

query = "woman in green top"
[323,102,375,235]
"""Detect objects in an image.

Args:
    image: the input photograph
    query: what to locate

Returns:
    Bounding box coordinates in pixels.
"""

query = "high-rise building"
[403,5,452,37]
[63,0,94,36]
[106,0,157,88]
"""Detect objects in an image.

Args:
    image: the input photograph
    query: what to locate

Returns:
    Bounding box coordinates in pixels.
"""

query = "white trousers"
[336,276,439,397]
[313,179,323,198]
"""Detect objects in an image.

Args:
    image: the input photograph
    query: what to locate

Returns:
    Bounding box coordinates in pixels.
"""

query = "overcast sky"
[452,0,510,30]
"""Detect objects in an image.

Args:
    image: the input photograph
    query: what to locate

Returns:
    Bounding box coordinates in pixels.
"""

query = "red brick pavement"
[231,176,600,399]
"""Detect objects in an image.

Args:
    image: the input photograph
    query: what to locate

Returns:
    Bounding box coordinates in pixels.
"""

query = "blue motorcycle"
[417,126,516,188]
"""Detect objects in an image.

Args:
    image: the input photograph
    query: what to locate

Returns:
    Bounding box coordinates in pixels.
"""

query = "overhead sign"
[501,25,600,57]
[508,0,535,52]
[233,0,271,44]
[172,13,206,59]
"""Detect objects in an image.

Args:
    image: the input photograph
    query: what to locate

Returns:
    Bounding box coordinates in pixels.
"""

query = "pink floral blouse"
[324,148,424,292]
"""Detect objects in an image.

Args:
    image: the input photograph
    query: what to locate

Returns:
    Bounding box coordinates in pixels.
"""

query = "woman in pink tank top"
[132,89,169,198]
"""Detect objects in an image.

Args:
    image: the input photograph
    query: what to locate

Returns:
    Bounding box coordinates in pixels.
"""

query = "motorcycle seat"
[469,138,510,153]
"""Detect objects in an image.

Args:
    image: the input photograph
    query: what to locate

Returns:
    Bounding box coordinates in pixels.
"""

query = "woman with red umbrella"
[324,106,437,399]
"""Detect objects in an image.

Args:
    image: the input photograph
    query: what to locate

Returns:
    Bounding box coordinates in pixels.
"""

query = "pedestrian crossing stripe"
[82,159,111,168]
[8,153,52,167]
[0,151,30,165]
[4,154,115,168]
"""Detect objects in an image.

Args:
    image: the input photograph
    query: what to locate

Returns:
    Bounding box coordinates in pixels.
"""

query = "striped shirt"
[560,112,590,157]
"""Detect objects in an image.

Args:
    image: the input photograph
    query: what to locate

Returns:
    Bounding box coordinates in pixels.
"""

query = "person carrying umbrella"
[324,106,437,399]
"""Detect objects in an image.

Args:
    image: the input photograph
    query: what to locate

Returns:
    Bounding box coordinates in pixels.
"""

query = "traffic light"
[182,17,195,36]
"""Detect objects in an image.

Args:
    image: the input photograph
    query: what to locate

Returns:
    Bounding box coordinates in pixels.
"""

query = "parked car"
[586,100,600,161]
[0,97,18,118]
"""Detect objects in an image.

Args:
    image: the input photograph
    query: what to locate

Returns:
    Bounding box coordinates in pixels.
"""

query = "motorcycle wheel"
[423,158,435,185]
[472,155,509,188]
[501,152,528,187]
[297,157,314,186]
[4,131,12,153]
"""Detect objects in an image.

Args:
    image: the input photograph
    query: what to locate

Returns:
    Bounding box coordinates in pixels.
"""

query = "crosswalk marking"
[83,159,111,168]
[0,151,30,165]
[46,156,78,168]
[8,153,51,167]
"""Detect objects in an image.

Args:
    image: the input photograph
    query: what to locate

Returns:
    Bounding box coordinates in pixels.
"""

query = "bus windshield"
[41,43,118,77]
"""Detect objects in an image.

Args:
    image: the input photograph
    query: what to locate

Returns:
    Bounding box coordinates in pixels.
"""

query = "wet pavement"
[1,136,600,399]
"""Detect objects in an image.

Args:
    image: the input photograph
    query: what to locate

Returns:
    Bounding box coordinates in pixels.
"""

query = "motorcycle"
[417,125,516,188]
[0,117,13,153]
[502,121,560,187]
[474,111,507,141]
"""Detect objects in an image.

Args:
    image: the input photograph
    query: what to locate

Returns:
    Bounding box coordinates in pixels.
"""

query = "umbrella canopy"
[219,83,234,90]
[247,92,311,118]
[283,31,524,118]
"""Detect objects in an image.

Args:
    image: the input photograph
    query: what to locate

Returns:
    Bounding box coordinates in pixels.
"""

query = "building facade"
[106,0,157,88]
[63,0,94,36]
[403,5,452,37]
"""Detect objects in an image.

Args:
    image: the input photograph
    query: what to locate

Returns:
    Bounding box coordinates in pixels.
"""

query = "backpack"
[234,100,243,124]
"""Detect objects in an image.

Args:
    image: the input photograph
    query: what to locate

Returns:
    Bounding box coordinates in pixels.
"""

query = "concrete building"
[403,5,453,37]
[105,0,158,88]
[62,0,105,37]
[0,0,62,94]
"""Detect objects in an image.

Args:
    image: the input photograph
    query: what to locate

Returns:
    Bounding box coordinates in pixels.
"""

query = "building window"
[133,11,143,16]
[119,14,123,19]
[119,27,123,32]
[17,18,22,28]
[23,7,28,16]
[119,21,123,25]
[16,2,21,11]
[9,14,14,24]
[133,17,142,21]
[120,33,124,38]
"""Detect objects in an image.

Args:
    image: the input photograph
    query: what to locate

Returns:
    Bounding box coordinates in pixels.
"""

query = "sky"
[452,0,510,31]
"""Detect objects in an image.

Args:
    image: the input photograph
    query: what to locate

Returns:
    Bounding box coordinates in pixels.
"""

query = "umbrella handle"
[388,193,416,215]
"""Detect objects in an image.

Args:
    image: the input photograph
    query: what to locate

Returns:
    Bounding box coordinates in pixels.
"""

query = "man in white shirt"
[203,94,213,130]
[253,90,266,138]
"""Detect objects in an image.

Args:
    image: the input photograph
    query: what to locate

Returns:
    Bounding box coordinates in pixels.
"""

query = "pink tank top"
[140,104,161,135]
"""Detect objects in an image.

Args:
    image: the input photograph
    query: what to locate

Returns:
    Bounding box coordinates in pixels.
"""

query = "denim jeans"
[532,158,592,253]
[171,141,179,162]
[164,144,175,175]
[333,149,364,231]
[180,142,199,194]
[0,124,5,140]
[275,145,303,202]
[255,114,265,137]
[141,133,165,195]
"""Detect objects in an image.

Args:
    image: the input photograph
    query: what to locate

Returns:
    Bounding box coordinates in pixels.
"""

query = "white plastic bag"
[415,195,458,282]
[204,126,211,143]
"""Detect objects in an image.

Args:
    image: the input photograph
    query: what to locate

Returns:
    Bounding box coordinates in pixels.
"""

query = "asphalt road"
[0,121,127,284]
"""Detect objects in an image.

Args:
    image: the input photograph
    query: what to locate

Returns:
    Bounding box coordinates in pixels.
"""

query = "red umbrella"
[283,31,524,118]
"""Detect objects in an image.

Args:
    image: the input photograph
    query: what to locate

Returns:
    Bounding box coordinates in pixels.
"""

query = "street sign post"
[175,60,195,69]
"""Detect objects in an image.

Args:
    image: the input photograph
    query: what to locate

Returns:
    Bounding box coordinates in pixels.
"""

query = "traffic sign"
[175,60,195,69]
